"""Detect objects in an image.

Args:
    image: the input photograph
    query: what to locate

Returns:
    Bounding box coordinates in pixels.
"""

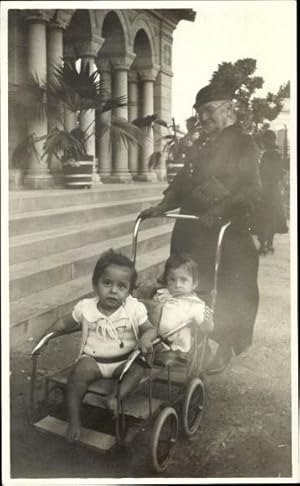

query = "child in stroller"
[36,249,156,442]
[146,254,214,367]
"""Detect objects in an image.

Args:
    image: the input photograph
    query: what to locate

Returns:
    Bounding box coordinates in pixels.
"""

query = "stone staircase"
[9,184,173,350]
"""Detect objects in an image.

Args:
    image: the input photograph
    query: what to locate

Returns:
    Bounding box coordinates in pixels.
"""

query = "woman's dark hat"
[193,84,234,109]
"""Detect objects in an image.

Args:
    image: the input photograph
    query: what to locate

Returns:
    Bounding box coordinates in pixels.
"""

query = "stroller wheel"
[150,407,178,472]
[182,377,204,437]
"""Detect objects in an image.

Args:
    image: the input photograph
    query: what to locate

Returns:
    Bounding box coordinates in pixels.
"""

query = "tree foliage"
[209,58,289,132]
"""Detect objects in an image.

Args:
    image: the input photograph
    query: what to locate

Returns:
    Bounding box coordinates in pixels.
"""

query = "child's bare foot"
[66,422,81,442]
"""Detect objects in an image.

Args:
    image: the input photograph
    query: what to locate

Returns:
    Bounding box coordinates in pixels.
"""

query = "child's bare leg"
[106,362,145,412]
[67,356,101,442]
[119,362,146,399]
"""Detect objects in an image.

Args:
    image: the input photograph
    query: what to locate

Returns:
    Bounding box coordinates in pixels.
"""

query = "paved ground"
[8,233,294,481]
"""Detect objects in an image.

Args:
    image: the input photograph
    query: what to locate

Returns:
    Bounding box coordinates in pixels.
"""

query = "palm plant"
[10,62,146,174]
[46,62,145,159]
[161,117,185,162]
[132,114,185,171]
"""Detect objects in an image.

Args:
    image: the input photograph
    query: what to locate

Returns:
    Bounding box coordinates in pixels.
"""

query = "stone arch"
[64,10,103,59]
[132,29,154,70]
[98,10,130,58]
[131,17,158,66]
[66,10,93,37]
[95,9,130,54]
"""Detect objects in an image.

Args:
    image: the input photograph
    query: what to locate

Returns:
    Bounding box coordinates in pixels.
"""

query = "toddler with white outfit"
[40,249,155,442]
[153,254,213,356]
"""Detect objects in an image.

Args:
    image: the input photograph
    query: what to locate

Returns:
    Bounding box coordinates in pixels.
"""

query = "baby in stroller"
[152,254,214,363]
[37,249,156,442]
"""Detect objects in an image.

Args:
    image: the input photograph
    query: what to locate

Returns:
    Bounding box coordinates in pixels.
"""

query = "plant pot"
[166,159,184,184]
[63,156,94,189]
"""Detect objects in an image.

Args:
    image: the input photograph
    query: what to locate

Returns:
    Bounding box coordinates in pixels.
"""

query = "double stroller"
[30,211,231,473]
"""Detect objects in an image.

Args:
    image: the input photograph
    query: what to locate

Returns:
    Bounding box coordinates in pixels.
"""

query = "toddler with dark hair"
[41,249,155,442]
[154,254,213,353]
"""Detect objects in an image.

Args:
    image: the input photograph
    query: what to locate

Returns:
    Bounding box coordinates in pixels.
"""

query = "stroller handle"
[132,211,200,262]
[31,332,56,356]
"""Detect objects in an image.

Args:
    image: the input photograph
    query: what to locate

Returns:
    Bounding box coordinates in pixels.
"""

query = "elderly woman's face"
[196,100,233,135]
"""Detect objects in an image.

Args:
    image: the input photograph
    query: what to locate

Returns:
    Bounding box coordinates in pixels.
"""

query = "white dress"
[153,289,207,353]
[72,295,148,360]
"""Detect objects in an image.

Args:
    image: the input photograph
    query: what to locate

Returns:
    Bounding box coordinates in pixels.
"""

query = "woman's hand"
[139,205,166,220]
[198,205,224,228]
[198,213,222,228]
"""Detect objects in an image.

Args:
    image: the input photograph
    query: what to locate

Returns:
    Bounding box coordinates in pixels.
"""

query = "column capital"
[63,43,76,62]
[54,9,74,30]
[48,20,66,32]
[75,34,104,59]
[22,10,54,24]
[111,52,136,72]
[139,65,160,82]
[95,57,111,74]
[128,70,139,83]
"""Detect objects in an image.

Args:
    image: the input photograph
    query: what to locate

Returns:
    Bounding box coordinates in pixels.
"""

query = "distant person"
[256,130,288,255]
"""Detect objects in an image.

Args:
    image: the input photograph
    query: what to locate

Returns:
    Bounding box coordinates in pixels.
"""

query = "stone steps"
[9,212,161,264]
[9,195,161,236]
[9,183,166,214]
[10,223,172,301]
[9,184,172,350]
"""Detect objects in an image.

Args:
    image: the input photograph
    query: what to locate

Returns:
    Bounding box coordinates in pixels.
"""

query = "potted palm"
[162,117,185,183]
[46,62,145,187]
[42,125,94,188]
[10,63,145,188]
[133,115,186,183]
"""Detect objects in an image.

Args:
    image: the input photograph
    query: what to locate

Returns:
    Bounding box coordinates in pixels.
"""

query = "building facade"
[8,8,195,189]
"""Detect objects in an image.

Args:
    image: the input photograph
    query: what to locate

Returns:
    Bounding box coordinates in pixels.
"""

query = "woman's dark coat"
[161,124,262,355]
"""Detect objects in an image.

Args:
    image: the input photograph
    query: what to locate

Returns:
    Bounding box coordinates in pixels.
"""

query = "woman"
[256,130,288,255]
[141,83,262,374]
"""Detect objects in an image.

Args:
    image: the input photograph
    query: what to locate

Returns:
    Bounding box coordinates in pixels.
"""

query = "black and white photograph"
[1,0,298,483]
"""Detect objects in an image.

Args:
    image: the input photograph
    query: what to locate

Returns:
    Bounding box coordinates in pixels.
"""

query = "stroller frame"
[29,211,231,472]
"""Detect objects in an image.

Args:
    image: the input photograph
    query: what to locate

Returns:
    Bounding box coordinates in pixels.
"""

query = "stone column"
[128,71,139,177]
[78,55,101,185]
[23,13,53,188]
[96,58,112,181]
[47,21,65,185]
[79,56,96,156]
[76,36,104,185]
[48,22,64,74]
[108,53,135,183]
[9,11,27,189]
[63,45,77,132]
[154,55,173,181]
[136,68,159,182]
